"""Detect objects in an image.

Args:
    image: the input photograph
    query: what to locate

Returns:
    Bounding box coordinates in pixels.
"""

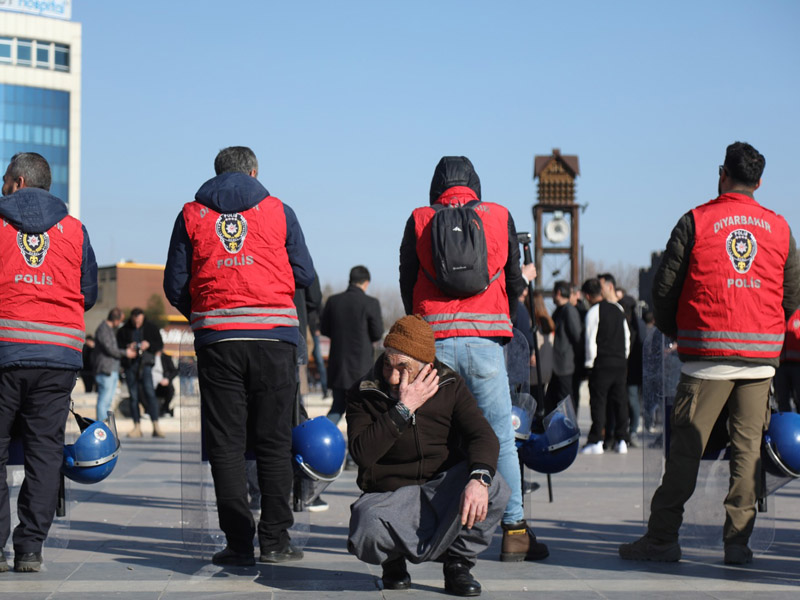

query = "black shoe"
[306,496,329,512]
[0,550,8,573]
[259,544,303,563]
[212,546,255,567]
[443,560,481,597]
[382,556,411,590]
[13,552,42,573]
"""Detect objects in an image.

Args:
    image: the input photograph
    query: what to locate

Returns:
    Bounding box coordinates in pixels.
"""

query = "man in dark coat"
[321,265,383,424]
[117,308,164,438]
[347,316,509,596]
[544,280,583,415]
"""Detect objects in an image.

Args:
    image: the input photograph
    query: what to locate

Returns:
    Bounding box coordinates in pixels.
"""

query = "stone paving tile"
[6,390,800,599]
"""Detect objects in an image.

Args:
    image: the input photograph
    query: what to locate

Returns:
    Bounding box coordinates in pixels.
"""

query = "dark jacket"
[0,187,97,369]
[399,156,526,323]
[163,172,315,347]
[653,205,800,364]
[320,284,383,389]
[346,356,499,493]
[117,318,164,369]
[551,302,582,376]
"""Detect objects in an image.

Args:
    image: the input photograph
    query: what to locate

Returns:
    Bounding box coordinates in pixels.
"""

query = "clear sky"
[72,1,800,295]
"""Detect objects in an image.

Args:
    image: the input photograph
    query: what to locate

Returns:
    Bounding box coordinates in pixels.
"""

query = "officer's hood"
[0,187,69,233]
[429,156,481,205]
[195,172,270,213]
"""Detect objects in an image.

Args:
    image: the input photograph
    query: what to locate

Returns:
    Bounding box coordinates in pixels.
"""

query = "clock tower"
[532,149,581,292]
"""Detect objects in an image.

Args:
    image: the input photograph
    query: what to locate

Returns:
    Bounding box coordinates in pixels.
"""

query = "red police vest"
[412,187,513,339]
[182,197,298,333]
[0,215,86,353]
[676,193,789,361]
[782,309,800,363]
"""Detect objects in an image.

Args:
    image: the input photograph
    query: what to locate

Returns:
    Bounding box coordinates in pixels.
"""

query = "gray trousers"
[348,462,510,567]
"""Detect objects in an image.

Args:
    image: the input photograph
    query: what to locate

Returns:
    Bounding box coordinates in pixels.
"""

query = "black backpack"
[422,201,501,298]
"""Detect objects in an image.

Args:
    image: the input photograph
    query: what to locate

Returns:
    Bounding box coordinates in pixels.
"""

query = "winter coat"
[346,356,499,493]
[321,284,383,389]
[163,172,314,349]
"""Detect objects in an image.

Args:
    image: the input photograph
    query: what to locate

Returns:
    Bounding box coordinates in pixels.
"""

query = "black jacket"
[117,318,164,369]
[552,302,582,376]
[320,284,383,389]
[347,356,499,493]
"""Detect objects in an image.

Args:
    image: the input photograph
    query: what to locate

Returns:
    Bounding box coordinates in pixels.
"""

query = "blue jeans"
[95,371,119,422]
[435,336,523,524]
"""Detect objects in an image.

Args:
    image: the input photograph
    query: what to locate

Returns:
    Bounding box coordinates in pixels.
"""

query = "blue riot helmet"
[511,392,537,441]
[62,411,120,484]
[521,397,580,474]
[763,412,800,478]
[292,416,347,482]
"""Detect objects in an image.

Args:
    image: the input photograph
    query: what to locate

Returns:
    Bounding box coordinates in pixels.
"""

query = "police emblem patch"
[17,231,49,268]
[215,213,248,254]
[94,428,107,441]
[511,413,521,431]
[726,228,757,274]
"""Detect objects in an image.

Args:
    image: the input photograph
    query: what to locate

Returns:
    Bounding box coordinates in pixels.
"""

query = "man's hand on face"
[460,479,489,529]
[398,363,438,413]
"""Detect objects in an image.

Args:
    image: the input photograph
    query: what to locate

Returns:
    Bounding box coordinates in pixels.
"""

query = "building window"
[17,39,32,66]
[36,42,51,69]
[54,44,69,71]
[0,38,69,72]
[0,37,11,64]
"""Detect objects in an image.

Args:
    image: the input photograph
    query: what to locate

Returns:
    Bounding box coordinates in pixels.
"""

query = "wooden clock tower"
[532,149,581,292]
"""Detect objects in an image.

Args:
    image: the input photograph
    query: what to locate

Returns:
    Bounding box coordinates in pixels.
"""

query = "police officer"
[0,152,97,572]
[164,146,315,566]
[399,156,546,562]
[619,142,800,565]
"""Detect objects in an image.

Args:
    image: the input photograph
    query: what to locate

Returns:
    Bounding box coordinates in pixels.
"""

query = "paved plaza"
[4,389,800,599]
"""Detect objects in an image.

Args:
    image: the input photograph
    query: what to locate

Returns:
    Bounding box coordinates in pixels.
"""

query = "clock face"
[545,217,569,243]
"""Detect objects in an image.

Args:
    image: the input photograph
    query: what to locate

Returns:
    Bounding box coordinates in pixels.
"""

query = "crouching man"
[347,315,510,597]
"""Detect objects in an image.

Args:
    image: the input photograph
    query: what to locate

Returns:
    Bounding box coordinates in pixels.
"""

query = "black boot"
[443,559,481,597]
[381,556,411,590]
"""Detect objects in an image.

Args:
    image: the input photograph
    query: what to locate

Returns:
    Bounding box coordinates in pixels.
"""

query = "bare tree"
[582,258,640,298]
[370,285,405,331]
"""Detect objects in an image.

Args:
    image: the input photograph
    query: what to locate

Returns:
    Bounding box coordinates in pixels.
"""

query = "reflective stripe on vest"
[190,307,299,331]
[677,329,784,354]
[0,318,85,351]
[423,312,512,335]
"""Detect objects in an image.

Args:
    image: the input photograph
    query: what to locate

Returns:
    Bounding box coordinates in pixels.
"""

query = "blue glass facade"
[0,84,70,204]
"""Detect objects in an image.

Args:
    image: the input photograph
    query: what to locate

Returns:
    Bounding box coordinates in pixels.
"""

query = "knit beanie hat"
[383,315,436,364]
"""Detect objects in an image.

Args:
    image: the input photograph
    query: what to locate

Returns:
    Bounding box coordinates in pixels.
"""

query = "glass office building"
[0,6,81,215]
[1,84,70,202]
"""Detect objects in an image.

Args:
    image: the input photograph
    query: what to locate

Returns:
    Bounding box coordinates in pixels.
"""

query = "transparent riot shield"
[642,330,775,554]
[6,432,71,558]
[179,331,309,559]
[504,328,542,507]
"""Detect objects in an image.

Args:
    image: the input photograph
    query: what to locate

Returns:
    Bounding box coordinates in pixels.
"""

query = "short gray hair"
[214,146,258,175]
[6,152,51,191]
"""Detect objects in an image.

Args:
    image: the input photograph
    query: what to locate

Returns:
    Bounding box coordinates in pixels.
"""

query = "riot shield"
[179,331,309,559]
[6,433,71,558]
[504,328,542,508]
[642,330,775,554]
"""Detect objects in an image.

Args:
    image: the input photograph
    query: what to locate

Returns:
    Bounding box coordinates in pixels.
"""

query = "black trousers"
[587,365,629,444]
[0,368,74,553]
[544,372,575,415]
[197,340,296,553]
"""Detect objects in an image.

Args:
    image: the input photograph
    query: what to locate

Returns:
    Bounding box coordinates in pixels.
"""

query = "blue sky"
[72,1,800,294]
